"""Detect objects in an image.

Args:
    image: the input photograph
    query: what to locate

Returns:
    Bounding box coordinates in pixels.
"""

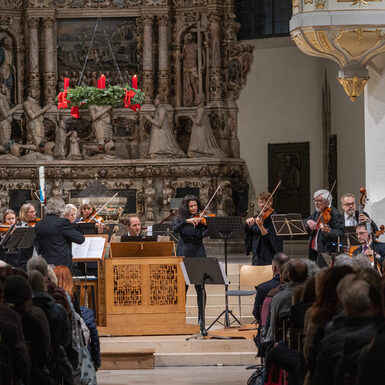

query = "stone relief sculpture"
[144,94,185,159]
[89,105,113,146]
[145,178,155,222]
[0,83,21,148]
[23,89,52,150]
[0,36,16,103]
[162,178,173,216]
[187,93,226,158]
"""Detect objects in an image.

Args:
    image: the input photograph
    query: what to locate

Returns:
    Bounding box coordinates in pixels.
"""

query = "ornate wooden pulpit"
[98,241,198,335]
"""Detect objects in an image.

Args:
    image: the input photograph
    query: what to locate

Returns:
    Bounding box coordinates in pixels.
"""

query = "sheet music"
[72,237,106,260]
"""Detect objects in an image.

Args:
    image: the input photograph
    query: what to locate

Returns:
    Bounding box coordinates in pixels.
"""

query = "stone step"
[154,352,259,366]
[100,349,155,370]
[186,304,254,317]
[186,315,255,325]
[186,293,255,306]
[101,336,256,354]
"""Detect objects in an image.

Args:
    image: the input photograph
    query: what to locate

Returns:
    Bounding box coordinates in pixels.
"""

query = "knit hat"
[4,275,32,304]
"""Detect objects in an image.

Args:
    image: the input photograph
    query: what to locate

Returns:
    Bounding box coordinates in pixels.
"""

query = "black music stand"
[0,226,36,254]
[205,217,245,330]
[181,257,229,340]
[152,223,179,243]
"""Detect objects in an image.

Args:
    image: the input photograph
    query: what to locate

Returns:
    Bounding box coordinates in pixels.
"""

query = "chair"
[226,264,273,323]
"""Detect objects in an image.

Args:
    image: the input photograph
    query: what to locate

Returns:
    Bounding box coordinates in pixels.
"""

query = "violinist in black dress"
[245,192,283,266]
[173,195,208,324]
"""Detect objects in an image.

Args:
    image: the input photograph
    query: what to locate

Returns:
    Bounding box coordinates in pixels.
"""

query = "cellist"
[245,191,283,266]
[305,189,344,261]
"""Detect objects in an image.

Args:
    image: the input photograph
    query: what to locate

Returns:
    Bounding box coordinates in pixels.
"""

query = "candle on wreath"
[132,74,137,89]
[64,77,70,90]
[98,74,106,89]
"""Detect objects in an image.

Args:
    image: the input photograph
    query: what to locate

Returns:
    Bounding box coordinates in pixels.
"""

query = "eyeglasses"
[313,199,325,203]
[343,202,355,206]
[356,232,368,236]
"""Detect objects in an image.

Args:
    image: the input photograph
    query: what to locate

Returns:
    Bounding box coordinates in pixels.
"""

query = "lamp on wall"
[290,1,385,101]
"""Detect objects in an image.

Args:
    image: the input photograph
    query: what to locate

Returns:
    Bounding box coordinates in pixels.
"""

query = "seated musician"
[245,192,283,266]
[340,193,377,231]
[125,214,142,236]
[0,209,18,266]
[19,203,40,227]
[305,189,344,261]
[78,201,103,234]
[1,209,16,233]
[353,223,385,268]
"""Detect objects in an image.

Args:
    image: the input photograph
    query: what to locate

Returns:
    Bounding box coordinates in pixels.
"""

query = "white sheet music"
[72,237,105,260]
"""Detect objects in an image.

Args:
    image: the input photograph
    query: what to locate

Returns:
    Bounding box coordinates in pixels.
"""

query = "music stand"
[152,223,179,243]
[0,226,36,254]
[205,217,245,330]
[342,226,360,250]
[181,257,229,340]
[270,213,307,238]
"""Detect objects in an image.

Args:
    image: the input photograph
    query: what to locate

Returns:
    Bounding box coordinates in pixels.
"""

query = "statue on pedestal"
[145,178,155,222]
[187,93,226,158]
[23,88,52,150]
[182,32,202,107]
[54,119,71,159]
[89,105,113,146]
[67,131,82,160]
[0,83,21,147]
[144,94,185,159]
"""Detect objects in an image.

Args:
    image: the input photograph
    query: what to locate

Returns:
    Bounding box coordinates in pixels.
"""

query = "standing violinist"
[245,192,283,266]
[305,189,344,261]
[173,195,208,326]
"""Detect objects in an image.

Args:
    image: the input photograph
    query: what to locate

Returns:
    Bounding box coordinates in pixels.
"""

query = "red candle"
[64,77,69,90]
[97,75,105,89]
[132,75,137,89]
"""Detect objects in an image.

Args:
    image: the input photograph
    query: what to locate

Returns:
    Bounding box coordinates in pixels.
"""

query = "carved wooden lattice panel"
[113,265,142,306]
[149,264,178,306]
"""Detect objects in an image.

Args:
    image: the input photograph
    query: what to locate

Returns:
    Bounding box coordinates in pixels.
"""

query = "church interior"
[1,0,385,384]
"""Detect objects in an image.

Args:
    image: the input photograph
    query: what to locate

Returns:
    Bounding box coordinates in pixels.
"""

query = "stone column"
[208,11,223,103]
[27,17,40,99]
[364,55,385,233]
[142,15,154,104]
[158,15,169,103]
[43,17,56,104]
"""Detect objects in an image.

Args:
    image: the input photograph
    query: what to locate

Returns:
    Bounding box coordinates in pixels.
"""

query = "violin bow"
[198,184,222,221]
[88,192,119,223]
[256,180,281,221]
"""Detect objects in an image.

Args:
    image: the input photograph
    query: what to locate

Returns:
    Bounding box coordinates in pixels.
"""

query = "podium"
[98,241,198,336]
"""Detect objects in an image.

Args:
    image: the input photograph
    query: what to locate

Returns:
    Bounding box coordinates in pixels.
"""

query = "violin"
[255,207,274,222]
[193,211,216,226]
[0,223,12,233]
[27,218,41,227]
[83,212,104,224]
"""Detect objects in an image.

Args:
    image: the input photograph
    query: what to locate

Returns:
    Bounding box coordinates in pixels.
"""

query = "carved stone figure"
[23,88,52,150]
[144,94,185,159]
[54,119,71,159]
[67,130,82,160]
[182,33,199,106]
[162,178,173,216]
[0,83,21,147]
[0,36,15,102]
[145,178,155,222]
[89,105,113,146]
[187,93,226,158]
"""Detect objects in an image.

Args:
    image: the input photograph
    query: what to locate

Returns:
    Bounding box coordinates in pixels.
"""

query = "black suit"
[352,240,385,266]
[305,206,344,258]
[35,214,85,272]
[252,274,280,321]
[342,210,378,233]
